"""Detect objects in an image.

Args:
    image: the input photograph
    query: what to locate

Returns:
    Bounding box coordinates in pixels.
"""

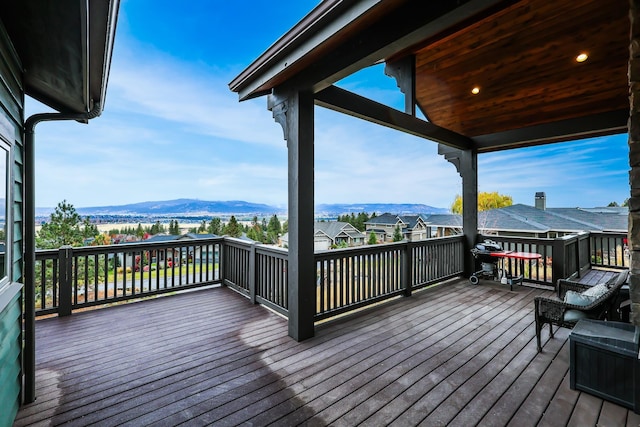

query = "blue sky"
[27,0,630,210]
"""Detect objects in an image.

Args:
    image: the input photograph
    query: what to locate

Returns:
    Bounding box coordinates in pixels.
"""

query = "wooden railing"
[315,236,465,321]
[478,235,554,284]
[222,238,289,316]
[35,238,223,316]
[590,232,629,269]
[480,231,628,286]
[34,231,626,320]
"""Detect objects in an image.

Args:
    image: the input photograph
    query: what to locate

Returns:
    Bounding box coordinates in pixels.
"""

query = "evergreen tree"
[169,219,181,235]
[37,200,85,248]
[368,231,378,245]
[282,219,288,234]
[135,223,144,238]
[224,215,242,238]
[393,225,403,242]
[208,217,221,235]
[266,214,281,243]
[198,220,207,233]
[81,216,99,239]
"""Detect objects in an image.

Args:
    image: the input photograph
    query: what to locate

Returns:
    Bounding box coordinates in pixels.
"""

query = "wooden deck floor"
[15,276,640,426]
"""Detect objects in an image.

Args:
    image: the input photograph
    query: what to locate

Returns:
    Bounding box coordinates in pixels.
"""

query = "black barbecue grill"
[470,240,504,284]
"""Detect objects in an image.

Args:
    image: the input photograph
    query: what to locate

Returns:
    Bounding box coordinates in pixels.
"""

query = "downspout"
[23,104,99,403]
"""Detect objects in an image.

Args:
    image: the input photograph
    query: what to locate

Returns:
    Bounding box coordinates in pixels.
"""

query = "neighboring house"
[118,233,220,268]
[281,221,366,250]
[422,194,628,239]
[364,213,430,242]
[421,214,463,237]
[314,221,365,250]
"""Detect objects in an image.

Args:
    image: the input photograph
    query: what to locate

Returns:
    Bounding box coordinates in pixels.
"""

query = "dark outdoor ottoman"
[570,319,640,413]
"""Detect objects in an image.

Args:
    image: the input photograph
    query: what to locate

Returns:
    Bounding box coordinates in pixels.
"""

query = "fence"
[33,231,626,319]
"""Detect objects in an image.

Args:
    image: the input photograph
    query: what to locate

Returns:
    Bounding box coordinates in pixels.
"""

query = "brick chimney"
[535,192,546,210]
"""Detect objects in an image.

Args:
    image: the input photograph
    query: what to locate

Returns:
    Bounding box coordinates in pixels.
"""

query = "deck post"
[630,0,640,326]
[402,242,412,297]
[249,243,257,304]
[461,149,479,277]
[58,246,73,316]
[438,145,478,277]
[269,88,315,341]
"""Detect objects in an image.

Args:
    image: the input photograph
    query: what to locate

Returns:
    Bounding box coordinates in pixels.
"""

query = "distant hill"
[36,199,448,218]
[315,203,448,216]
[72,199,285,216]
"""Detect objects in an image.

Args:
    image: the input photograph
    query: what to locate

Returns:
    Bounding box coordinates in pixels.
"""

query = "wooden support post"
[269,89,315,341]
[402,242,412,297]
[630,0,640,326]
[552,237,567,289]
[58,246,73,316]
[461,149,478,277]
[438,144,478,277]
[249,243,257,304]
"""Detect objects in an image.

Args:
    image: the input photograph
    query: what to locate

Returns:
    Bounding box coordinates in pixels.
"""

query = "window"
[0,139,9,288]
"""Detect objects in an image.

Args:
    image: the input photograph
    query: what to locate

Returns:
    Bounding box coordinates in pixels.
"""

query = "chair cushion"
[605,270,629,287]
[564,309,588,322]
[564,290,595,306]
[582,283,609,299]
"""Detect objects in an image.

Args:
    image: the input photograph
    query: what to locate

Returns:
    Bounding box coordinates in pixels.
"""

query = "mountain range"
[36,199,448,217]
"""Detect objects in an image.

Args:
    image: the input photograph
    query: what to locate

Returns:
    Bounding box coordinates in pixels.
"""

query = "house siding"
[0,17,24,425]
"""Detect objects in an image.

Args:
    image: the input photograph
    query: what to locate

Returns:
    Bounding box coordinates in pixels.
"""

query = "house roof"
[422,205,627,234]
[421,214,463,228]
[315,221,365,240]
[0,0,120,115]
[482,204,628,233]
[365,213,404,227]
[230,0,627,152]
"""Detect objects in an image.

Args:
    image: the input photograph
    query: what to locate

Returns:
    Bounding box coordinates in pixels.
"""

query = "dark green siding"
[0,284,22,426]
[0,16,23,427]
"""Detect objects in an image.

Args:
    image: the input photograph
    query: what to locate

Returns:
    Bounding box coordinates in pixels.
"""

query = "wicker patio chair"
[534,270,628,352]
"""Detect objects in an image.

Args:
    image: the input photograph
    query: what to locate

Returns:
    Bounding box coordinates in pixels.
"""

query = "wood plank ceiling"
[413,0,628,139]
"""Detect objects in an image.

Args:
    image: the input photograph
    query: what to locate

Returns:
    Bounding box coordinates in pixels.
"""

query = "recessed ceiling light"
[471,87,480,95]
[576,53,588,63]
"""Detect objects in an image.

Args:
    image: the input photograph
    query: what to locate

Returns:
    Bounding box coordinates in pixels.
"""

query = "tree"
[169,220,180,235]
[368,231,378,245]
[197,220,207,233]
[393,225,403,242]
[608,201,619,207]
[93,233,111,246]
[266,214,282,243]
[224,215,242,238]
[451,191,513,214]
[81,217,98,239]
[37,200,85,248]
[208,217,222,235]
[135,223,144,238]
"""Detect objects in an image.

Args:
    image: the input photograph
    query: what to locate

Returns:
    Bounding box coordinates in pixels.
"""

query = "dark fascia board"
[473,109,629,153]
[229,0,378,100]
[229,0,504,101]
[89,0,120,117]
[315,85,472,150]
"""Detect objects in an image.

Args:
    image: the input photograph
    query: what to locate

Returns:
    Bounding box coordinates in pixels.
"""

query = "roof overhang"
[230,0,629,152]
[0,0,120,116]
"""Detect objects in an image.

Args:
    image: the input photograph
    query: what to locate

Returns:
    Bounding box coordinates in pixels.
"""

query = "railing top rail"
[66,237,225,255]
[255,245,288,257]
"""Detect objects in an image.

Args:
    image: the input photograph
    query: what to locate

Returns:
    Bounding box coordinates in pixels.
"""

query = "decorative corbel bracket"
[267,93,289,142]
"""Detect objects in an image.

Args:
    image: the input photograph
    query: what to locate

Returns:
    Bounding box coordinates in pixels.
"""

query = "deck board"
[15,277,637,426]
